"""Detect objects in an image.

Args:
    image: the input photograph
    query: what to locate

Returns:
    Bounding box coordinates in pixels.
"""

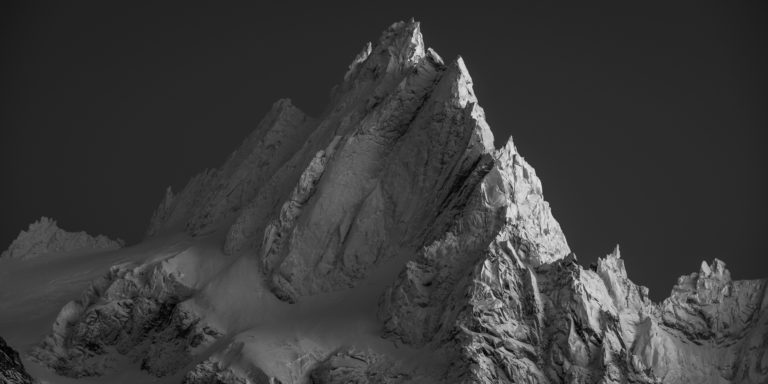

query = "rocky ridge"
[12,20,768,383]
[1,217,123,260]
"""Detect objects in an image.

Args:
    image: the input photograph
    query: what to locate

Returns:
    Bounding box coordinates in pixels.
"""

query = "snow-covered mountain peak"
[1,20,765,384]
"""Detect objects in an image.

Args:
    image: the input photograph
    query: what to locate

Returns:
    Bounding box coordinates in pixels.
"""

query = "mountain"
[0,20,766,384]
[1,217,123,260]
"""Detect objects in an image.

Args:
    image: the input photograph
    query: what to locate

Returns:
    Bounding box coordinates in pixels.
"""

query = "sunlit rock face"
[1,217,122,260]
[7,20,765,384]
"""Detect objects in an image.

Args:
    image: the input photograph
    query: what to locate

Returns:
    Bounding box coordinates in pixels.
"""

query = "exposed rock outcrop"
[181,336,322,384]
[308,348,422,384]
[17,19,767,384]
[0,337,35,384]
[1,217,122,260]
[380,238,767,383]
[30,250,222,377]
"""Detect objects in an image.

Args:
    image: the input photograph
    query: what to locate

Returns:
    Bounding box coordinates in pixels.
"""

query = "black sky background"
[1,1,766,301]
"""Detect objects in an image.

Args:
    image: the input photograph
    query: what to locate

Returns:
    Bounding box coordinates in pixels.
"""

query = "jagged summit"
[1,20,765,384]
[146,19,500,251]
[1,217,123,260]
[344,20,426,80]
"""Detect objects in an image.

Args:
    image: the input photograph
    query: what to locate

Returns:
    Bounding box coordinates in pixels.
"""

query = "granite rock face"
[0,337,35,384]
[18,20,767,383]
[1,217,123,260]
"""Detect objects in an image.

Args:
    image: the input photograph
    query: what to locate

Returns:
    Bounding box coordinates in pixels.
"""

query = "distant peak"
[2,217,123,260]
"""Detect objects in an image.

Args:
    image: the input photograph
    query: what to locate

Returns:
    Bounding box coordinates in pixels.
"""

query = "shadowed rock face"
[14,20,767,384]
[1,336,35,384]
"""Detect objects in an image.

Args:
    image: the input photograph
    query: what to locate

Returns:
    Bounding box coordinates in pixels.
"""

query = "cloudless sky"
[1,1,766,301]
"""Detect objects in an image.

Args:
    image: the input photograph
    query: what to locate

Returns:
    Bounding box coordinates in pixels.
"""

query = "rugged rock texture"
[308,348,418,384]
[183,357,278,384]
[183,345,431,384]
[19,20,767,384]
[1,217,122,260]
[30,251,222,377]
[181,338,314,384]
[381,242,767,383]
[143,20,499,306]
[0,337,35,384]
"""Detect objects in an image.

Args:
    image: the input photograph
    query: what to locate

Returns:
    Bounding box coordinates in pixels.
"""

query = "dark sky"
[1,2,766,301]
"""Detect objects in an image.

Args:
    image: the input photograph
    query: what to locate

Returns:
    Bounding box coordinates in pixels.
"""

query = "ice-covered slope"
[1,20,766,384]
